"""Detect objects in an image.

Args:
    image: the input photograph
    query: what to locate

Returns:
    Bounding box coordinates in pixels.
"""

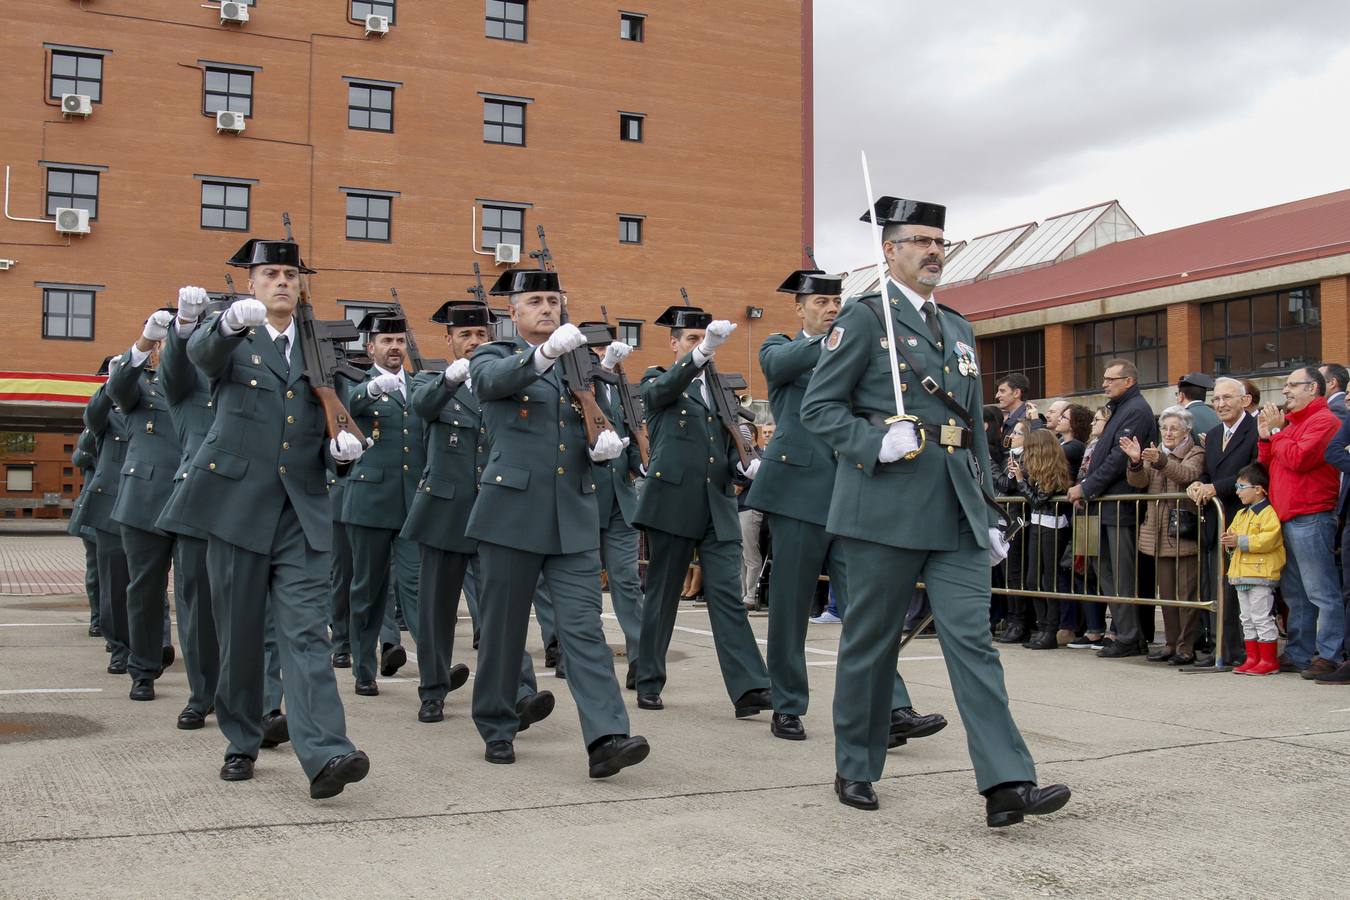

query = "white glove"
[177,285,209,323]
[697,320,736,356]
[588,429,625,462]
[224,297,267,330]
[737,458,761,479]
[601,340,632,370]
[444,358,471,385]
[541,323,586,360]
[329,431,365,463]
[988,527,1010,566]
[367,372,403,398]
[141,310,174,343]
[878,420,920,463]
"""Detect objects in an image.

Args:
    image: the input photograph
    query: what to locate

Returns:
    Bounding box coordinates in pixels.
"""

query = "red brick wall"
[1321,276,1350,366]
[1166,303,1201,385]
[0,432,81,518]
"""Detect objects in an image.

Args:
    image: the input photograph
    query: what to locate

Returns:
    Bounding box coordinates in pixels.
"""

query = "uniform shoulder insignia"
[824,324,845,351]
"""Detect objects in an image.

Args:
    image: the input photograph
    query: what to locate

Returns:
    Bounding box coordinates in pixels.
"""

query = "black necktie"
[921,300,943,347]
[274,334,289,376]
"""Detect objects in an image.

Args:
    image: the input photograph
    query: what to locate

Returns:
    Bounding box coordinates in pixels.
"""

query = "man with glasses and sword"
[800,155,1070,826]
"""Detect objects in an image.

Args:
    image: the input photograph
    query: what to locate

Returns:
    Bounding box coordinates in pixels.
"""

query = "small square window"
[486,0,527,42]
[50,50,103,103]
[201,181,251,231]
[204,67,254,118]
[483,100,526,145]
[620,13,644,42]
[346,193,393,242]
[480,204,525,250]
[618,216,643,244]
[492,310,517,341]
[42,288,95,341]
[620,113,644,142]
[46,168,99,220]
[618,320,641,348]
[352,0,396,24]
[349,83,395,132]
[6,467,34,493]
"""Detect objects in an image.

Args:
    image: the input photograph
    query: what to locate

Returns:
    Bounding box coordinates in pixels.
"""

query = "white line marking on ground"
[0,688,103,695]
[0,623,90,628]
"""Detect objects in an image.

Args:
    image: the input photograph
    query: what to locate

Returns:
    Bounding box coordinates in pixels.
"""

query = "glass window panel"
[347,195,366,216]
[47,317,67,337]
[505,23,524,40]
[205,70,229,92]
[483,123,501,142]
[370,89,392,111]
[486,20,504,38]
[503,209,521,229]
[224,209,248,230]
[349,86,369,107]
[371,112,391,131]
[73,173,98,195]
[85,82,100,102]
[234,97,251,116]
[1114,316,1135,351]
[52,78,77,97]
[71,318,92,338]
[368,221,389,241]
[204,94,225,114]
[1277,289,1310,329]
[503,104,522,124]
[369,197,390,218]
[77,57,101,78]
[1226,335,1254,374]
[230,73,252,93]
[347,220,366,239]
[350,109,368,128]
[504,125,522,143]
[483,207,501,227]
[1251,295,1278,332]
[71,293,93,315]
[1092,321,1110,352]
[48,292,68,314]
[226,185,248,207]
[52,54,78,77]
[201,183,225,206]
[487,0,505,16]
[48,170,72,193]
[202,207,222,228]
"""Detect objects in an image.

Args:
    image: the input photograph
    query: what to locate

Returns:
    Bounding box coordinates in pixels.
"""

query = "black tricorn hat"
[226,239,316,273]
[355,312,407,334]
[861,196,946,230]
[654,305,713,330]
[1178,372,1216,390]
[489,268,560,296]
[431,301,496,328]
[95,355,116,376]
[776,269,844,296]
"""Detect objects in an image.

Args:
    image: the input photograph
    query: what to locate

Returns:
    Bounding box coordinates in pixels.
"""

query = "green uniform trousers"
[835,529,1037,791]
[636,525,769,702]
[329,517,353,656]
[95,529,130,668]
[121,524,175,683]
[764,514,913,716]
[601,506,643,667]
[347,525,419,684]
[173,536,219,715]
[82,537,100,628]
[472,541,629,747]
[207,499,353,781]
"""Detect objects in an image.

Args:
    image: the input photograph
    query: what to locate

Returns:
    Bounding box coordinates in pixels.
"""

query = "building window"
[492,310,517,341]
[345,193,393,242]
[45,168,99,219]
[6,467,34,493]
[204,67,253,117]
[348,83,394,132]
[620,113,644,142]
[483,99,525,145]
[618,215,643,244]
[1072,311,1167,391]
[485,0,527,42]
[352,0,395,23]
[620,13,645,42]
[480,204,524,250]
[618,320,641,348]
[6,434,37,453]
[200,181,250,231]
[978,330,1044,401]
[50,51,103,102]
[340,301,394,348]
[1201,286,1321,378]
[42,288,95,341]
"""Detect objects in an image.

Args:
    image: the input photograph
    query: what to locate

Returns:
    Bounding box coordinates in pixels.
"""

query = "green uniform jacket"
[166,314,337,554]
[399,370,487,554]
[339,367,427,531]
[81,385,130,534]
[155,321,217,540]
[67,427,98,538]
[632,352,740,542]
[800,285,998,551]
[107,354,183,535]
[465,337,600,555]
[745,331,835,525]
[593,372,642,527]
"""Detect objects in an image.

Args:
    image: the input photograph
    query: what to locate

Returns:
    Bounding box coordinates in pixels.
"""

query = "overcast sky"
[812,1,1350,272]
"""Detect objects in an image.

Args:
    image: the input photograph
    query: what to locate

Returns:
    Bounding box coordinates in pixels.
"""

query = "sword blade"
[860,150,907,419]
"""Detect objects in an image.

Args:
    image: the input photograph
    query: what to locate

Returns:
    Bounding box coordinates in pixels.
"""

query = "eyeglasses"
[1159,424,1187,433]
[889,236,954,251]
[1286,380,1315,388]
[1234,482,1254,490]
[1102,375,1130,382]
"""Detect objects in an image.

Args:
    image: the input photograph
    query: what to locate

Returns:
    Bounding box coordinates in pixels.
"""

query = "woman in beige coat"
[1121,406,1207,665]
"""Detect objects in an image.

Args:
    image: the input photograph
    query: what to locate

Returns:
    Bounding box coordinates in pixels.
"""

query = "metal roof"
[938,223,1034,285]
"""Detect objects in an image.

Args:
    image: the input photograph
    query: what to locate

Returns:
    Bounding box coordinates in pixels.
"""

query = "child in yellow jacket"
[1220,463,1285,676]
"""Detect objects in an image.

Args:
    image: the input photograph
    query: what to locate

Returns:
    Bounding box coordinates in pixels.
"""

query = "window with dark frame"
[1201,285,1321,378]
[6,466,35,493]
[352,0,395,23]
[204,67,254,117]
[480,204,524,249]
[45,168,99,219]
[1071,311,1167,391]
[618,216,642,244]
[977,330,1045,402]
[49,50,103,102]
[42,288,95,341]
[340,301,394,348]
[618,320,641,348]
[485,0,527,41]
[620,13,644,41]
[483,99,525,145]
[345,193,393,242]
[200,181,250,231]
[493,310,517,341]
[619,113,644,142]
[348,83,394,132]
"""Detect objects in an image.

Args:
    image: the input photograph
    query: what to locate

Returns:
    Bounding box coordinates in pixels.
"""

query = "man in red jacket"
[1257,367,1344,678]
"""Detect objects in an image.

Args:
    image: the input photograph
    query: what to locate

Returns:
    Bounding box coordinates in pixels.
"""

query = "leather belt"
[920,422,972,449]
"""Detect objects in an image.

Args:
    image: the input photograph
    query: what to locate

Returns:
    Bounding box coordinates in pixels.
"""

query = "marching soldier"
[748,270,947,746]
[340,314,426,695]
[81,359,133,676]
[632,306,772,718]
[467,268,648,777]
[800,196,1069,825]
[68,423,102,638]
[170,237,369,798]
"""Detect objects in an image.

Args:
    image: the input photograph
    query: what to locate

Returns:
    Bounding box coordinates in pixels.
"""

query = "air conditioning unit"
[61,93,93,117]
[215,110,246,133]
[494,243,520,265]
[0,259,15,271]
[55,207,91,235]
[220,1,250,24]
[364,14,389,36]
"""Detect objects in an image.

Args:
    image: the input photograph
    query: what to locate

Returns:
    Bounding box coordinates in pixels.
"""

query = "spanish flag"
[0,371,105,404]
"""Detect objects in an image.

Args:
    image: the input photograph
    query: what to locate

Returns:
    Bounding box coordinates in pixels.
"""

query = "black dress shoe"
[1026,631,1058,650]
[261,711,290,748]
[1097,640,1142,658]
[996,624,1027,644]
[1167,654,1196,667]
[1146,646,1175,662]
[485,740,515,764]
[734,688,773,718]
[107,660,127,675]
[834,774,879,811]
[984,781,1071,827]
[105,641,114,653]
[379,643,407,678]
[310,750,370,799]
[770,712,806,741]
[889,706,948,744]
[88,624,103,638]
[516,690,555,732]
[162,644,176,668]
[331,651,352,669]
[355,680,379,697]
[220,754,255,782]
[418,699,444,723]
[129,678,155,701]
[544,641,560,669]
[625,666,636,691]
[637,693,664,710]
[587,734,650,778]
[448,663,470,693]
[177,706,206,730]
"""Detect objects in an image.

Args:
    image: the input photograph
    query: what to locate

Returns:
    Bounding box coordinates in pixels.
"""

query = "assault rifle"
[600,303,649,466]
[389,287,447,373]
[681,287,752,468]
